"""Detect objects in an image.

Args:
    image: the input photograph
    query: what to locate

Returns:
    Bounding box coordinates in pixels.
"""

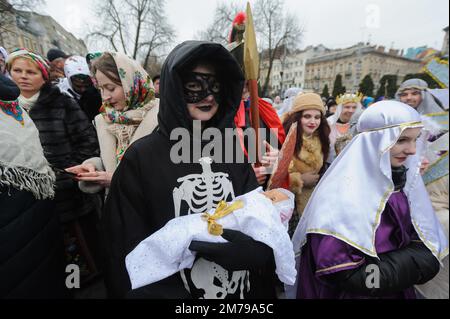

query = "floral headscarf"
[6,48,50,81]
[97,52,156,163]
[99,52,155,124]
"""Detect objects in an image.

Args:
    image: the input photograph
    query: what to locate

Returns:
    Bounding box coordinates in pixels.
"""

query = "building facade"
[0,8,87,57]
[260,45,330,97]
[304,43,422,94]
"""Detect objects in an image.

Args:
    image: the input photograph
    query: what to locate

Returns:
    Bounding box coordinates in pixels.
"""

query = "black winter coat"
[78,86,102,123]
[29,84,100,222]
[0,187,67,298]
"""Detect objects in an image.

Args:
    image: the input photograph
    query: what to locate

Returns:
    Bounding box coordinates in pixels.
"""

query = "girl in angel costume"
[289,100,448,299]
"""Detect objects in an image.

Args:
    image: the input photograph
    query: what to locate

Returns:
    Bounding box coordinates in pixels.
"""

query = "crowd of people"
[1,10,449,300]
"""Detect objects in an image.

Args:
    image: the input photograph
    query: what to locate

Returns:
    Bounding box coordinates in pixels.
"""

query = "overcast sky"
[44,0,449,52]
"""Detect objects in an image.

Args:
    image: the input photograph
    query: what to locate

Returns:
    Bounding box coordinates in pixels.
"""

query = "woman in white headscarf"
[57,55,102,122]
[57,56,91,98]
[326,93,363,163]
[289,101,448,299]
[278,87,302,118]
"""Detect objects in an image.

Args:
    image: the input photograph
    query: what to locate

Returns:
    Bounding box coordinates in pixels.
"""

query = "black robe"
[101,41,277,299]
[0,188,67,298]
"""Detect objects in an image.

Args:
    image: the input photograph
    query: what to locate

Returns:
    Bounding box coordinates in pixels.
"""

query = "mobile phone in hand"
[53,167,78,178]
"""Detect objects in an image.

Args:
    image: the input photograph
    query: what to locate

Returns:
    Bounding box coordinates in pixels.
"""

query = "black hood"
[158,41,245,138]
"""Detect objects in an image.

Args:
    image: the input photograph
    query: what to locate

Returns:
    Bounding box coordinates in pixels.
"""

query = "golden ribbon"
[362,121,423,133]
[201,200,244,236]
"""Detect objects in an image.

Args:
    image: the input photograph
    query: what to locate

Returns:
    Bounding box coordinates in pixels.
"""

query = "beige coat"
[79,99,159,193]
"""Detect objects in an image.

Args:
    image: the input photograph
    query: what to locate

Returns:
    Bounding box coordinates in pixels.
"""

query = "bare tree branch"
[254,0,303,96]
[107,0,128,54]
[195,1,241,45]
[87,31,119,52]
[195,0,304,96]
[1,0,45,13]
[87,0,175,66]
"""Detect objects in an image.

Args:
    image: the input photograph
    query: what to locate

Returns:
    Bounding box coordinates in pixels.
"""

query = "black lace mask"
[181,72,221,104]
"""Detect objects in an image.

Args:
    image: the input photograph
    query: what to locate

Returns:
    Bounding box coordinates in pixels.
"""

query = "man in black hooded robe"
[101,41,278,299]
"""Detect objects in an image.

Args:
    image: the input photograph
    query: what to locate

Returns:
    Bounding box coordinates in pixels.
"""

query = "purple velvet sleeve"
[309,234,366,278]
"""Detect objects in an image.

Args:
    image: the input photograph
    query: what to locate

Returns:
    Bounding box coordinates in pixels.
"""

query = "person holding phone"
[66,52,159,194]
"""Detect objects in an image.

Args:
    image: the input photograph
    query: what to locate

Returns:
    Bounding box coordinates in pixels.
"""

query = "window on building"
[24,38,30,50]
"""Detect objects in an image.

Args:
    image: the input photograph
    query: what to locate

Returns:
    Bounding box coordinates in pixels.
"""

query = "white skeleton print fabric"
[176,157,246,298]
[189,259,249,299]
[173,157,235,217]
[125,159,297,298]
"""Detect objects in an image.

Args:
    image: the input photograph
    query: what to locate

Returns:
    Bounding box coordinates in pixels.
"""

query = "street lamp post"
[279,71,284,97]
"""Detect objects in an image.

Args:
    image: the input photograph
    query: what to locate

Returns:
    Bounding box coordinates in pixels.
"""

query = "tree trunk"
[133,12,142,59]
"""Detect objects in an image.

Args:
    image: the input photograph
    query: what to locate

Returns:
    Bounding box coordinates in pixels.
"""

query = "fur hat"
[290,93,326,115]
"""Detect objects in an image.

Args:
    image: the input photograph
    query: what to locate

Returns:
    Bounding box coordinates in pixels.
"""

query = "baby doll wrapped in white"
[126,187,297,290]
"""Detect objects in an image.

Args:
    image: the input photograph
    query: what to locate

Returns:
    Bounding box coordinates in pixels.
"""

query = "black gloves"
[326,241,440,297]
[189,229,275,271]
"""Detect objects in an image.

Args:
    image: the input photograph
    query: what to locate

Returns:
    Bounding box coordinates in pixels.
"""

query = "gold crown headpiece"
[336,92,363,105]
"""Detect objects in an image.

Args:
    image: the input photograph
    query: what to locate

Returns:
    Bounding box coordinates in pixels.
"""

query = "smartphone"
[53,167,78,178]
